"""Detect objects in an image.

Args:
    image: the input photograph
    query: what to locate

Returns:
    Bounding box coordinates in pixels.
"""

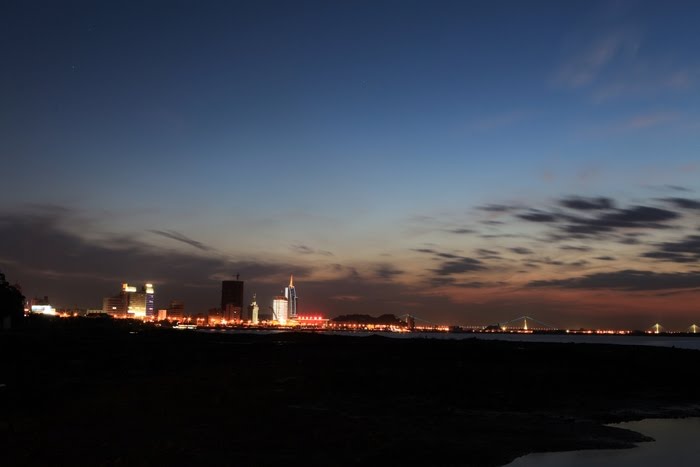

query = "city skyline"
[2,1,700,329]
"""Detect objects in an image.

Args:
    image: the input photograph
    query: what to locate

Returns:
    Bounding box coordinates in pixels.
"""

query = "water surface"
[506,417,700,466]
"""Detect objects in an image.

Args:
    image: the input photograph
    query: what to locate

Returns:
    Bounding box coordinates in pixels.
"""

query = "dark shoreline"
[2,318,699,466]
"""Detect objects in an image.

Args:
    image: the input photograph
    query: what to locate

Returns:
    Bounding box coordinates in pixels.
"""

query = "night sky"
[2,1,700,329]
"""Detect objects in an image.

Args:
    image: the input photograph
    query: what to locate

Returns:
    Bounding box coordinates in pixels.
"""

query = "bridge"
[398,314,445,330]
[498,315,559,331]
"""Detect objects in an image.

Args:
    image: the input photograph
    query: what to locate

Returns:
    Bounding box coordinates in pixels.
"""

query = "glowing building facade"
[272,295,288,325]
[145,283,155,318]
[102,283,155,318]
[284,275,297,319]
[248,293,260,324]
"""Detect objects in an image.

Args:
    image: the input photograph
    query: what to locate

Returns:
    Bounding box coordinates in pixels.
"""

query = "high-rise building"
[168,300,185,320]
[272,295,288,325]
[103,294,127,315]
[221,276,244,323]
[102,283,153,318]
[144,283,155,318]
[284,274,297,319]
[248,293,260,324]
[127,292,147,318]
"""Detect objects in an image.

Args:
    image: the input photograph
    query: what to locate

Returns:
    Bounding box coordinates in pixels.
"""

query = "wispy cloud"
[555,28,641,88]
[149,229,212,251]
[290,243,334,256]
[527,270,700,291]
[619,111,679,130]
[591,68,697,102]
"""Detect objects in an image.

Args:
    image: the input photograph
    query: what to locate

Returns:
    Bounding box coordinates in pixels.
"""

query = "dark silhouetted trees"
[0,271,24,329]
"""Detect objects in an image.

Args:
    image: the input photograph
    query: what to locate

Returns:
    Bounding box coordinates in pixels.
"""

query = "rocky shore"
[1,318,699,466]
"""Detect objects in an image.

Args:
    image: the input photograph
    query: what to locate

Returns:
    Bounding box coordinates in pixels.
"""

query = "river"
[205,328,700,350]
[505,417,700,466]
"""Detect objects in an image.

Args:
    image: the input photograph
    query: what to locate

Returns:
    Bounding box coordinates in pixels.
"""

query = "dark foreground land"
[1,318,699,466]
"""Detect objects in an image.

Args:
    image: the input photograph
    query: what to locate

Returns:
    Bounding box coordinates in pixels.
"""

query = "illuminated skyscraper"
[123,283,146,318]
[144,283,155,318]
[103,283,153,318]
[221,276,244,322]
[272,295,288,325]
[248,293,260,324]
[284,274,297,319]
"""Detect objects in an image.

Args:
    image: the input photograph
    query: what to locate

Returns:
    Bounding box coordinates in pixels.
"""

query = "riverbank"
[1,318,699,466]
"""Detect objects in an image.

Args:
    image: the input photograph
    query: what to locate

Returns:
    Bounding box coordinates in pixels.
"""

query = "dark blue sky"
[2,1,700,328]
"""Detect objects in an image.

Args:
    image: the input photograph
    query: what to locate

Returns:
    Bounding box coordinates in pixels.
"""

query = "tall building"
[248,293,259,324]
[168,300,185,320]
[221,276,244,323]
[144,283,155,318]
[285,274,297,319]
[272,295,288,325]
[102,282,154,318]
[103,294,127,315]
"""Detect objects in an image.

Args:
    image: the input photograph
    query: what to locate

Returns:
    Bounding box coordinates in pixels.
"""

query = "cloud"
[436,252,461,259]
[0,209,310,311]
[517,203,681,237]
[330,295,362,302]
[665,185,692,192]
[594,256,616,261]
[509,247,533,255]
[477,204,520,213]
[375,264,403,280]
[413,248,463,260]
[433,257,486,276]
[429,276,507,289]
[563,206,680,235]
[149,229,212,251]
[527,270,700,291]
[642,235,700,263]
[559,196,615,211]
[290,243,334,256]
[476,248,501,259]
[662,198,700,210]
[526,257,588,268]
[412,248,438,255]
[618,112,679,131]
[517,210,559,223]
[448,228,476,234]
[555,29,641,88]
[560,245,592,252]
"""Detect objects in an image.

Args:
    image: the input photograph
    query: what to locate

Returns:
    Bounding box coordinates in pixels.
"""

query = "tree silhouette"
[0,271,24,329]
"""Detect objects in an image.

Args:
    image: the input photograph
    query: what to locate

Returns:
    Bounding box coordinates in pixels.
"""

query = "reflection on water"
[209,329,700,350]
[387,332,700,350]
[506,417,700,467]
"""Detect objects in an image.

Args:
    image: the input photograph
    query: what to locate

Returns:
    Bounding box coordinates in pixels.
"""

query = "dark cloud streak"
[527,270,700,291]
[149,229,212,251]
